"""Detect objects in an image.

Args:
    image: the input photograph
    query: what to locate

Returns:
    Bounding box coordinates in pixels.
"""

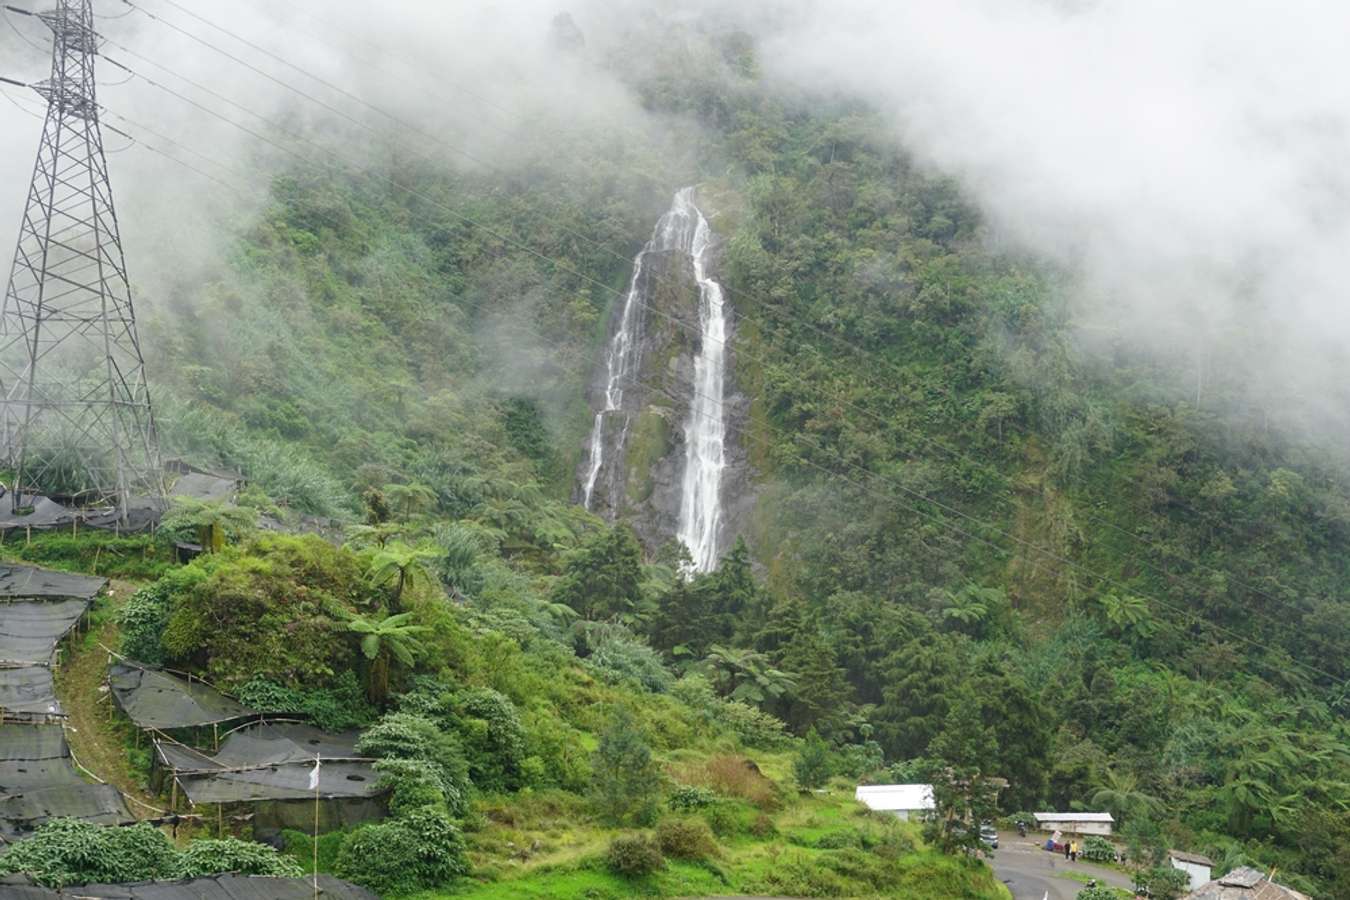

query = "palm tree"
[1097,593,1155,639]
[382,482,438,521]
[1090,768,1160,828]
[345,522,405,550]
[346,611,429,703]
[370,542,442,606]
[703,645,798,706]
[433,522,483,601]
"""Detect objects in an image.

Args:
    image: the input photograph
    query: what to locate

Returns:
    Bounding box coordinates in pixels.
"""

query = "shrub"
[358,712,472,817]
[605,834,664,878]
[119,584,171,665]
[794,729,833,789]
[1134,865,1190,900]
[375,757,455,816]
[120,572,204,664]
[521,705,591,792]
[456,687,529,792]
[675,755,780,810]
[701,801,747,837]
[671,675,789,748]
[814,828,863,849]
[235,672,375,732]
[835,739,885,778]
[656,817,718,860]
[335,808,468,895]
[175,838,303,878]
[1080,835,1116,862]
[159,534,365,686]
[748,855,849,896]
[668,784,716,812]
[1076,887,1117,900]
[397,679,530,793]
[874,827,917,859]
[574,621,672,693]
[0,820,178,887]
[749,813,776,837]
[717,699,789,748]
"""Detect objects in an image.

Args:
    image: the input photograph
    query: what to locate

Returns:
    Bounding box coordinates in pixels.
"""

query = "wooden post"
[213,723,219,752]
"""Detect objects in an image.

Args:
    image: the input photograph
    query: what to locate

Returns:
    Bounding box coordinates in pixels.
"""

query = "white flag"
[308,755,321,791]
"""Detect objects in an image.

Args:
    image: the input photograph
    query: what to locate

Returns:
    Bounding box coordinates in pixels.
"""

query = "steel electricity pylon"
[0,0,161,517]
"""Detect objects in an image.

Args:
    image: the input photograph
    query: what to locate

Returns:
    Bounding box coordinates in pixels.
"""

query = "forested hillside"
[8,11,1340,900]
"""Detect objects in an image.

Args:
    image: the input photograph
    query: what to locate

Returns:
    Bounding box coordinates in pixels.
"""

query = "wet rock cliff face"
[575,191,750,566]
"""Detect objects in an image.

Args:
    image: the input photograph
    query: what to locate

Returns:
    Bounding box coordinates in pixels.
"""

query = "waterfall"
[675,191,728,572]
[580,187,729,574]
[581,192,698,511]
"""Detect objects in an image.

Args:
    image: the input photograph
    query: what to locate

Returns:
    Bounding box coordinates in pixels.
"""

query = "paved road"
[990,834,1135,900]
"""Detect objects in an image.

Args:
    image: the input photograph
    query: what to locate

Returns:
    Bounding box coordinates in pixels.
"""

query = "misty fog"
[3,0,1350,446]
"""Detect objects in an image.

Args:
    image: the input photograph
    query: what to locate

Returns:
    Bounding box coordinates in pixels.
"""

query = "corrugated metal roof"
[1184,866,1311,899]
[1033,812,1115,822]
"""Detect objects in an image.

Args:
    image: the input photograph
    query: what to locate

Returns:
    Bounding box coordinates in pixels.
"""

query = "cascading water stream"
[580,187,728,573]
[581,191,698,510]
[675,192,728,573]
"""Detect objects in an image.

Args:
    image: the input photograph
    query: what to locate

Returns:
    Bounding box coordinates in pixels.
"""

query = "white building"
[1031,812,1115,835]
[854,784,934,821]
[1169,850,1214,891]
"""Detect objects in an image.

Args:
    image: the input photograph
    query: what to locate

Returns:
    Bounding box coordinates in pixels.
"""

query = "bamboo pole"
[313,753,321,900]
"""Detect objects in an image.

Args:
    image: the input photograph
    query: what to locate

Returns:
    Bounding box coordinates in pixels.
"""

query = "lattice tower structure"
[0,0,162,515]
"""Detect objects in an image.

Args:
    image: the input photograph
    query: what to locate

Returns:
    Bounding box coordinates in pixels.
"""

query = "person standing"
[1070,840,1079,862]
[1064,839,1072,860]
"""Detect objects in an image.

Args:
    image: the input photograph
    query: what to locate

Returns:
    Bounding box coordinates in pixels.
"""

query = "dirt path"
[54,579,163,818]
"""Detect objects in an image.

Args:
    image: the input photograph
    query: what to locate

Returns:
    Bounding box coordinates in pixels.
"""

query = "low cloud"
[761,0,1350,437]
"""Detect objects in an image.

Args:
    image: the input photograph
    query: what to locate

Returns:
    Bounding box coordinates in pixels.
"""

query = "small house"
[854,784,934,821]
[1031,811,1114,835]
[1169,850,1215,891]
[1183,866,1310,899]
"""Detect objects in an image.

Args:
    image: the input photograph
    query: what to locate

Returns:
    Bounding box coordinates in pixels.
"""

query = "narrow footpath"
[53,580,161,818]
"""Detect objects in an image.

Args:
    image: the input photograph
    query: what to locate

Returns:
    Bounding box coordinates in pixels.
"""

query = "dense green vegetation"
[0,819,300,887]
[3,11,1344,900]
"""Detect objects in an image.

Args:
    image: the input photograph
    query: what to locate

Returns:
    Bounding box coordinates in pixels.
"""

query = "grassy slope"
[418,785,1008,900]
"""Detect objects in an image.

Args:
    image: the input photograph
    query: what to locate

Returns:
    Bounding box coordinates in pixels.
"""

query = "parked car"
[979,823,998,849]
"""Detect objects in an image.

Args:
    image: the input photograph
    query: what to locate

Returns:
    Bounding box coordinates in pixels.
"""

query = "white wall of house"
[1034,817,1113,835]
[855,784,934,822]
[1170,857,1212,890]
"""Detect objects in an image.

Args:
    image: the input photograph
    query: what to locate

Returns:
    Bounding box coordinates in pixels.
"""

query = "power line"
[91,68,1343,691]
[111,1,646,267]
[0,84,41,118]
[2,4,46,53]
[101,111,260,195]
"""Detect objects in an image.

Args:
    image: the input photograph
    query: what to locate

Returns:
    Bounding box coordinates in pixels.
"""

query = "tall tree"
[551,525,644,620]
[590,707,661,825]
[926,688,1001,857]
